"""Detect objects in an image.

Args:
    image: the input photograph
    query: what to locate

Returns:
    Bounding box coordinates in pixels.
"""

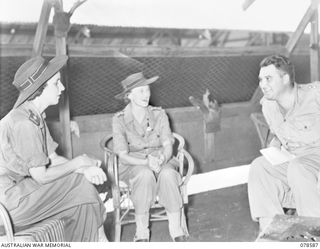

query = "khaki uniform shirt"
[0,101,58,209]
[112,104,174,172]
[261,81,320,155]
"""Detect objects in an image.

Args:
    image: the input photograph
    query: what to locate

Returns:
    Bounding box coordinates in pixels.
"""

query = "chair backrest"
[250,112,271,149]
[0,202,14,242]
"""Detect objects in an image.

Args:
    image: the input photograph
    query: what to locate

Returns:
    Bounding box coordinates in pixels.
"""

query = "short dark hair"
[123,91,131,104]
[27,82,48,101]
[260,54,295,86]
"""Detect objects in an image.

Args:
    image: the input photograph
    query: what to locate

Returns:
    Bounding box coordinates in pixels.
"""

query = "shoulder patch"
[298,82,320,90]
[115,111,125,117]
[28,110,40,126]
[150,106,162,111]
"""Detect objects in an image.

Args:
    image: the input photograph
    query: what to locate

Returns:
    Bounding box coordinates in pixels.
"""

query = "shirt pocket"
[126,131,145,151]
[147,132,162,147]
[291,116,320,144]
[292,116,317,131]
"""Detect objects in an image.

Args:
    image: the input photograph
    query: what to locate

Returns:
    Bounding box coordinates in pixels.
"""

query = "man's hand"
[285,141,304,151]
[77,166,107,185]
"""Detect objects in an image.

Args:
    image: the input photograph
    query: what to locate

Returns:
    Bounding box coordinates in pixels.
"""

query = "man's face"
[129,85,150,107]
[258,64,288,101]
[41,72,65,106]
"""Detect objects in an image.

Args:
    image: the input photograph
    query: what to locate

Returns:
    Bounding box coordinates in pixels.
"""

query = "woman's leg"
[157,162,186,240]
[9,173,106,241]
[121,165,156,241]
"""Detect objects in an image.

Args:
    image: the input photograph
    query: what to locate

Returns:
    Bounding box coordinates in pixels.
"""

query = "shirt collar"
[123,104,134,125]
[285,83,298,116]
[123,104,156,130]
[293,82,299,106]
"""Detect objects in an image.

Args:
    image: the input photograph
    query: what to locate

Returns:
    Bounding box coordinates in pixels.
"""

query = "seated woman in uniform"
[112,72,188,242]
[0,56,108,241]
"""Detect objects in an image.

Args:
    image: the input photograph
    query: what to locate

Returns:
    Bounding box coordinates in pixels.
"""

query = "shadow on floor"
[104,184,259,242]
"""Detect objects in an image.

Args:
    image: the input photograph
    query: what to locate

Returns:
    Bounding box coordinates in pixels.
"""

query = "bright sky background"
[0,0,318,32]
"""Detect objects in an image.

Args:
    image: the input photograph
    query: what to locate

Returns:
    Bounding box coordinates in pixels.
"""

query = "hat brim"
[13,55,68,108]
[115,75,159,100]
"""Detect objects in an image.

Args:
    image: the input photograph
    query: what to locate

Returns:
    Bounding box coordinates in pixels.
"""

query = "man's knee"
[287,158,309,186]
[249,156,268,180]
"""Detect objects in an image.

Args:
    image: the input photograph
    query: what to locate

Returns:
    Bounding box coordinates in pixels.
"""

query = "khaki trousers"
[248,154,320,222]
[120,160,185,239]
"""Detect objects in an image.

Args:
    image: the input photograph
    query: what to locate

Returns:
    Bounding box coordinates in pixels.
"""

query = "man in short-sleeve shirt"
[248,54,320,234]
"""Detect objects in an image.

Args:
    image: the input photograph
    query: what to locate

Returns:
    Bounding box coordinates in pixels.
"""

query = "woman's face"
[128,85,150,108]
[41,72,65,106]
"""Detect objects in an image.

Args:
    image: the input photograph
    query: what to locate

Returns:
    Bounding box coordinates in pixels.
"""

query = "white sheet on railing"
[186,164,250,196]
[103,164,251,212]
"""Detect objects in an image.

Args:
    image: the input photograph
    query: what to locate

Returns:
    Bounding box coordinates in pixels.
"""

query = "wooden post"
[285,5,316,54]
[242,0,256,11]
[189,94,221,167]
[204,130,215,165]
[32,0,52,56]
[53,0,73,159]
[310,1,320,81]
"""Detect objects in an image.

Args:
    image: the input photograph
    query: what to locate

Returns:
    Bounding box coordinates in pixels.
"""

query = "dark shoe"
[135,239,149,242]
[174,235,187,242]
[283,208,297,216]
[134,235,149,242]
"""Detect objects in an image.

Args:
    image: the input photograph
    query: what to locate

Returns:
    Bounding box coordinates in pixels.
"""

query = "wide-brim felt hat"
[13,55,68,108]
[115,72,159,99]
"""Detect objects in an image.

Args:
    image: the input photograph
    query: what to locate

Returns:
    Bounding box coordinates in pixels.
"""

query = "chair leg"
[114,207,121,242]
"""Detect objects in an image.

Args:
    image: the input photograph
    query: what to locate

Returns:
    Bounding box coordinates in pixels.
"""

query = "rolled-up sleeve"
[159,111,174,146]
[45,124,58,155]
[12,120,49,173]
[112,116,129,154]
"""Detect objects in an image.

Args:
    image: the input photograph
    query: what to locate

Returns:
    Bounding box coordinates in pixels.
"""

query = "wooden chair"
[250,112,271,148]
[0,202,65,242]
[100,132,194,242]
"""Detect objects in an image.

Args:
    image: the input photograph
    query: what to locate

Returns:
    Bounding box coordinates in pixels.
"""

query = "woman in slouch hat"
[0,56,108,242]
[112,72,189,242]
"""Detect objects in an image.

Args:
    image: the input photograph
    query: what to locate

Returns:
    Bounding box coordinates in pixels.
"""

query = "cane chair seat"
[0,202,65,242]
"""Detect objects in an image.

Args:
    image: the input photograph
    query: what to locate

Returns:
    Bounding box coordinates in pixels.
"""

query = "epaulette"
[298,81,320,89]
[28,110,40,126]
[115,111,125,117]
[150,106,162,111]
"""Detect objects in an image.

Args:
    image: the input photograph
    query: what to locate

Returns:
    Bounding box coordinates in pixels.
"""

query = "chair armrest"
[100,135,122,208]
[100,134,114,155]
[180,148,194,186]
[100,134,118,184]
[250,113,269,128]
[250,112,271,148]
[172,132,185,151]
[0,202,14,242]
